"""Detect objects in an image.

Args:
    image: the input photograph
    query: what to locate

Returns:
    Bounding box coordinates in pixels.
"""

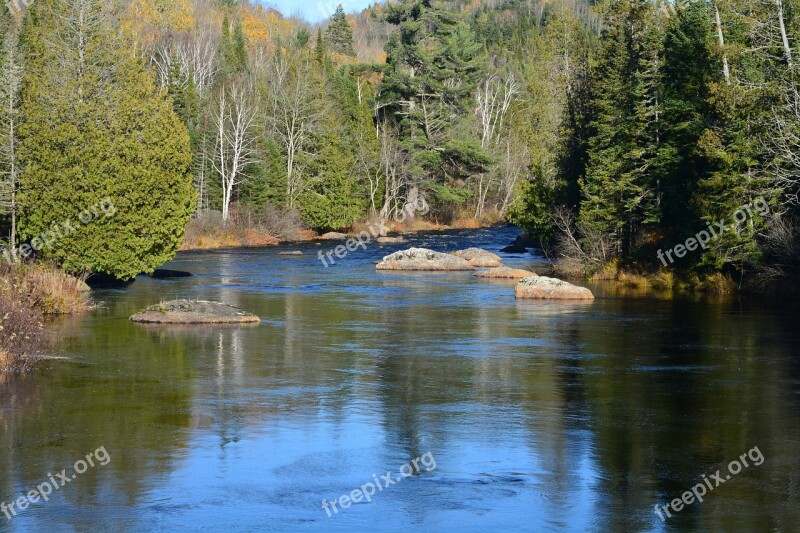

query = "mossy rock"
[130,300,260,324]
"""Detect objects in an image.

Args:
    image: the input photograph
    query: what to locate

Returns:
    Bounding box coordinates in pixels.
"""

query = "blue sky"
[261,0,376,23]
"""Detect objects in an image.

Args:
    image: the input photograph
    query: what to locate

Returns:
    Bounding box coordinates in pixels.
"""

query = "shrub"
[0,272,44,372]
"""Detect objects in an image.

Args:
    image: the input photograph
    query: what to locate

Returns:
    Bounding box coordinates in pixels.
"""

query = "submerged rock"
[452,248,502,268]
[476,267,536,280]
[376,248,475,271]
[320,232,348,241]
[515,276,594,300]
[130,300,260,324]
[377,236,407,244]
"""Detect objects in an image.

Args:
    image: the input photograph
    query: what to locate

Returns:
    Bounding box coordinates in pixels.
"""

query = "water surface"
[2,226,799,532]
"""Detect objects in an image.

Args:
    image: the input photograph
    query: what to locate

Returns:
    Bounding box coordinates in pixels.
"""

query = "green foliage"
[17,0,193,280]
[297,125,366,231]
[380,0,489,212]
[219,14,248,76]
[579,0,665,256]
[325,5,356,57]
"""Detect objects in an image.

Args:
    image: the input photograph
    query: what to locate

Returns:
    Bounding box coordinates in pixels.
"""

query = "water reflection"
[1,227,799,531]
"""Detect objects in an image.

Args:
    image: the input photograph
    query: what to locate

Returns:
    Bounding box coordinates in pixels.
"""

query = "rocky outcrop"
[376,248,475,271]
[131,300,260,324]
[451,248,502,268]
[515,276,594,300]
[476,267,536,280]
[320,232,348,240]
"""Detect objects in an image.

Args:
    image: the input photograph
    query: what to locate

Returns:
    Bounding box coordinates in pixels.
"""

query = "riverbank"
[0,263,91,372]
[180,211,498,251]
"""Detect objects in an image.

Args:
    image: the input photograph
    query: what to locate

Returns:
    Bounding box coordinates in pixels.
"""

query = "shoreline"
[179,217,503,252]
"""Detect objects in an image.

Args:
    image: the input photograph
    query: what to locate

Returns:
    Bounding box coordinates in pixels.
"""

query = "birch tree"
[263,53,325,208]
[474,74,520,216]
[212,82,258,222]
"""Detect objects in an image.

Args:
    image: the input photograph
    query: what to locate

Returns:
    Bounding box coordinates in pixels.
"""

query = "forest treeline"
[1,0,799,288]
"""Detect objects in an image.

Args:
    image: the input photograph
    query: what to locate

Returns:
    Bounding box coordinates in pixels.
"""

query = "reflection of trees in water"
[0,321,195,524]
[553,298,800,531]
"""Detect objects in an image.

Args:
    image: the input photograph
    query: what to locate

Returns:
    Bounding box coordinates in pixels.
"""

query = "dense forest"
[1,0,800,289]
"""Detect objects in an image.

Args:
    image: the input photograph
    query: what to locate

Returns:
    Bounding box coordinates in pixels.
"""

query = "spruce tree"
[325,5,355,57]
[17,0,193,280]
[656,0,714,243]
[579,0,665,257]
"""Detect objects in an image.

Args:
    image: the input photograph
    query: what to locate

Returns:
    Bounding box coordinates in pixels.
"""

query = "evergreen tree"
[17,0,193,280]
[298,112,366,231]
[325,5,356,57]
[579,0,665,257]
[219,14,248,76]
[656,0,715,244]
[379,0,488,212]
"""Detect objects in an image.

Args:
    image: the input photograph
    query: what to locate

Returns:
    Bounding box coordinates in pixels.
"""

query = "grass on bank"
[181,207,309,250]
[0,262,91,372]
[559,257,738,295]
[183,206,503,250]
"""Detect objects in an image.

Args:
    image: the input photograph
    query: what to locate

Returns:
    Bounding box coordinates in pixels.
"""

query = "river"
[1,226,798,532]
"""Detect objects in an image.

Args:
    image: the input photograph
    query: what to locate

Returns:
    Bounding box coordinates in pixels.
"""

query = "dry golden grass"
[7,263,91,315]
[182,223,280,250]
[616,271,649,289]
[650,271,675,291]
[702,272,736,294]
[589,259,621,281]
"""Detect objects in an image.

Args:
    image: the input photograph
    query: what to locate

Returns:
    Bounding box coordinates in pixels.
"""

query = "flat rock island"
[130,300,260,324]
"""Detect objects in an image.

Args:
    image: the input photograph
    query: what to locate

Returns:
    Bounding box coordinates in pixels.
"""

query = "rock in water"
[501,234,535,254]
[376,248,475,271]
[451,248,502,268]
[515,276,594,300]
[320,232,348,240]
[377,236,407,244]
[476,267,536,280]
[131,300,260,324]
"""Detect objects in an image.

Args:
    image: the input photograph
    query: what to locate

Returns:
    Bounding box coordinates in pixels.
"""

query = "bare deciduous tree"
[0,19,21,246]
[261,53,325,208]
[378,123,411,225]
[212,83,258,222]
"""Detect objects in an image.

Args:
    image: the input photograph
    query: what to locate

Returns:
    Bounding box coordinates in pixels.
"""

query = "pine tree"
[380,0,488,211]
[656,0,714,243]
[325,5,355,57]
[579,0,666,257]
[219,13,247,77]
[17,0,193,280]
[298,112,365,231]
